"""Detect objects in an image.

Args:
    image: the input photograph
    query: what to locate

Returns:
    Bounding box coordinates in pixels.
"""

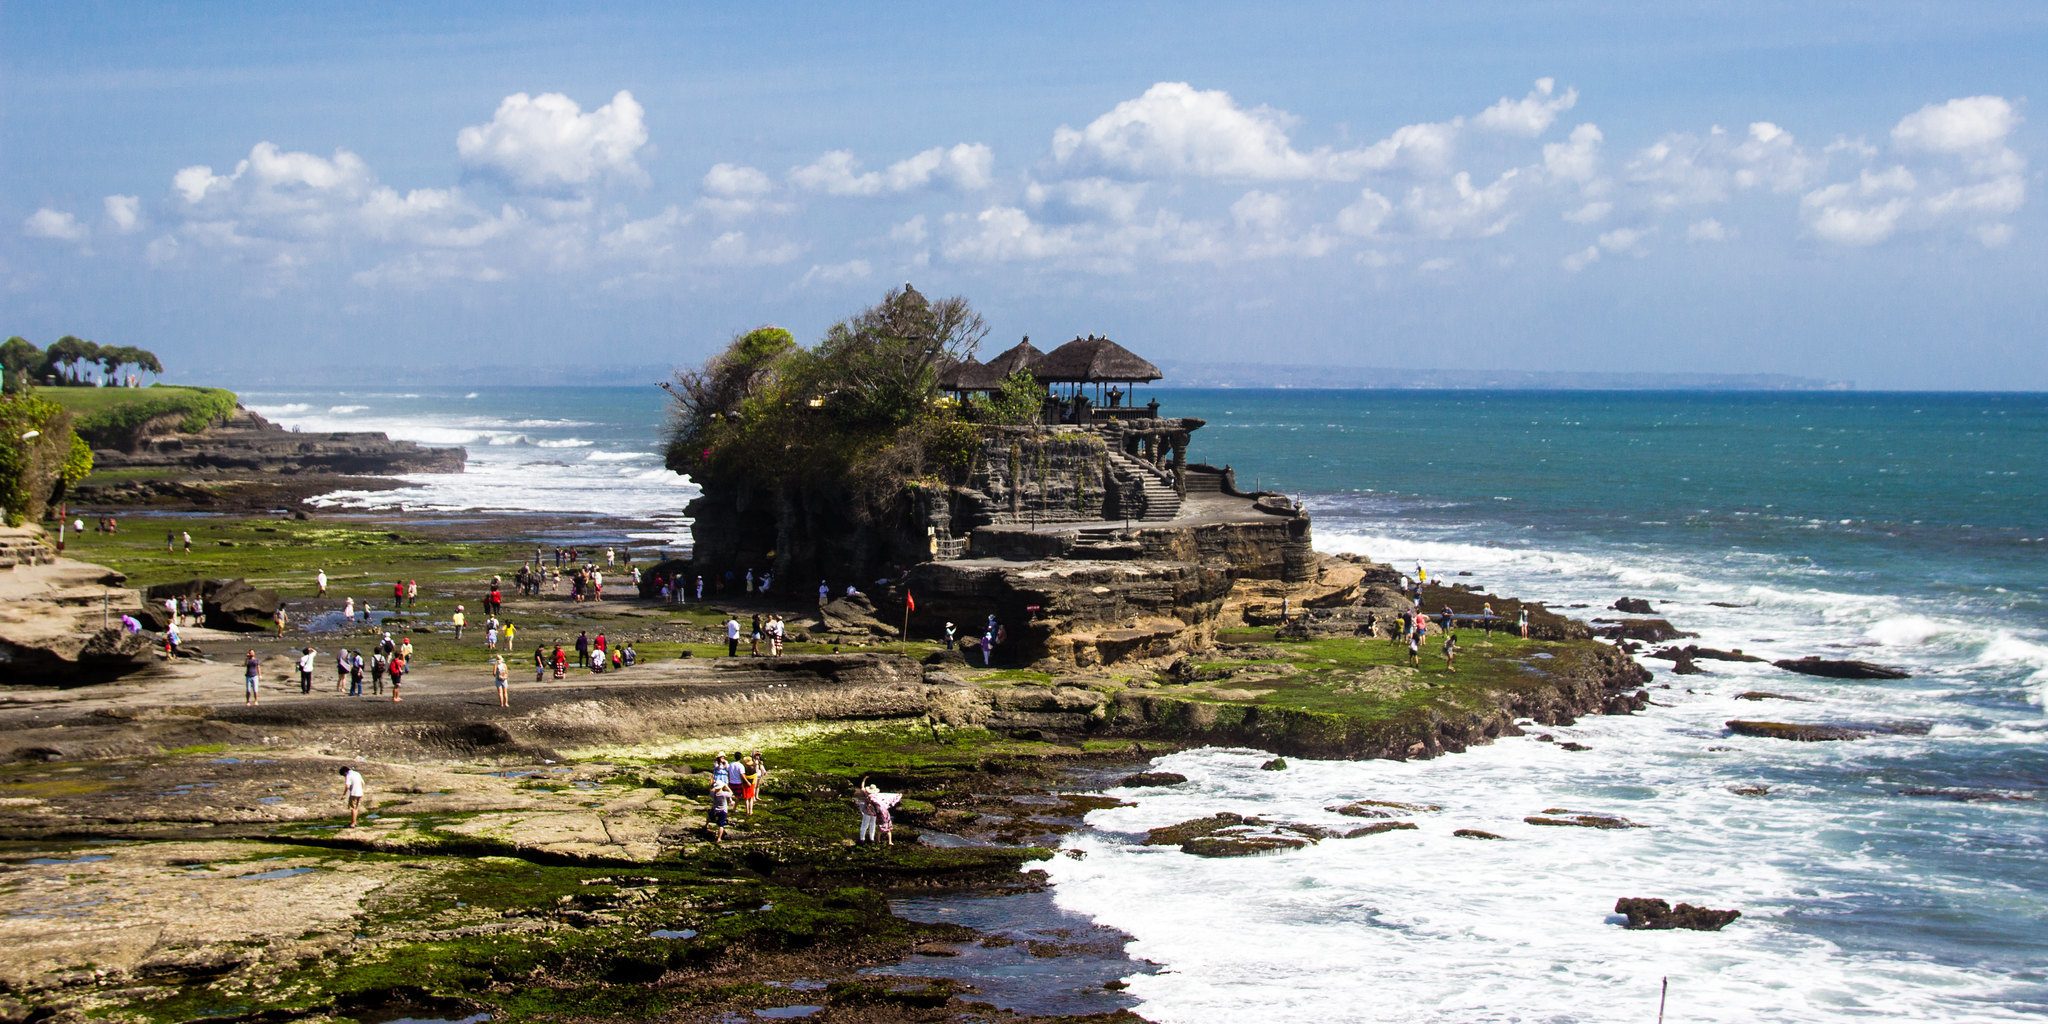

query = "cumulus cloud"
[1230,190,1290,233]
[1562,201,1612,224]
[456,90,648,192]
[1543,124,1603,183]
[1335,188,1393,236]
[1561,245,1601,272]
[1025,177,1148,223]
[1476,78,1579,136]
[23,208,87,242]
[799,259,872,287]
[1626,122,1819,209]
[1801,167,1916,245]
[704,163,774,197]
[103,195,141,233]
[789,143,993,196]
[1891,96,2018,154]
[702,230,801,267]
[942,205,1223,269]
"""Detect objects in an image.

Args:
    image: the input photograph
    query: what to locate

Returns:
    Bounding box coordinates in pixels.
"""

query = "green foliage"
[982,368,1042,426]
[0,334,164,387]
[50,383,238,446]
[0,392,84,525]
[0,337,38,394]
[662,287,994,522]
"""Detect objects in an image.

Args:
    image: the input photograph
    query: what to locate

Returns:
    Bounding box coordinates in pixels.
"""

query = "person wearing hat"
[452,605,466,640]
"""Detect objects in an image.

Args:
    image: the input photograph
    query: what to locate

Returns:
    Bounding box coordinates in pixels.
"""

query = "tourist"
[1519,608,1530,639]
[574,630,590,668]
[1442,631,1458,671]
[750,614,762,656]
[164,597,179,627]
[452,605,466,639]
[369,650,387,695]
[388,651,406,701]
[759,571,772,595]
[485,618,498,650]
[243,649,261,706]
[399,636,413,661]
[725,753,747,794]
[503,620,516,650]
[818,579,830,605]
[392,579,405,609]
[695,575,704,601]
[335,648,350,692]
[317,569,328,597]
[593,630,608,665]
[532,645,546,682]
[857,778,898,847]
[620,642,636,667]
[182,530,192,553]
[608,646,622,671]
[339,765,365,827]
[1408,631,1421,668]
[769,614,784,656]
[348,649,364,696]
[606,546,615,566]
[344,596,355,620]
[707,779,733,843]
[166,529,175,552]
[494,655,509,707]
[725,615,741,657]
[406,579,419,609]
[551,645,567,679]
[297,647,316,693]
[165,621,182,655]
[741,751,765,815]
[1482,602,1496,635]
[980,630,993,666]
[943,621,956,649]
[746,568,755,593]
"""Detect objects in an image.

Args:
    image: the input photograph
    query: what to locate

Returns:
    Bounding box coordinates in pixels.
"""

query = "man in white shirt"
[339,765,364,827]
[297,647,317,694]
[725,616,741,657]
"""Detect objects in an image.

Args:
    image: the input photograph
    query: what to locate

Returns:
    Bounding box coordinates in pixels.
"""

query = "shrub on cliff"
[664,285,990,522]
[0,392,93,525]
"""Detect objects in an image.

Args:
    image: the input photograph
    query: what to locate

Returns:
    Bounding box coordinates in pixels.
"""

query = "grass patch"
[49,384,238,447]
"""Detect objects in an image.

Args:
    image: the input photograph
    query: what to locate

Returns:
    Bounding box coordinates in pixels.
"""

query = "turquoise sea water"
[248,385,2048,1022]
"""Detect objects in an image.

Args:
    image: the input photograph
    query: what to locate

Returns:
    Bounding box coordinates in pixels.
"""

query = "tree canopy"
[0,335,164,388]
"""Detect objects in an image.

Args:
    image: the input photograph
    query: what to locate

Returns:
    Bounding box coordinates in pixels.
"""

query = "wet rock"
[1896,787,2037,803]
[1772,657,1910,680]
[1339,821,1418,838]
[1145,812,1323,857]
[1328,799,1442,818]
[1453,829,1505,840]
[143,578,281,632]
[1259,758,1288,771]
[1612,597,1656,614]
[1613,897,1741,931]
[1593,618,1697,643]
[1119,771,1187,788]
[911,942,961,957]
[1734,691,1813,703]
[1557,741,1592,752]
[1525,810,1646,829]
[1727,784,1771,797]
[1725,720,1868,741]
[1182,833,1316,857]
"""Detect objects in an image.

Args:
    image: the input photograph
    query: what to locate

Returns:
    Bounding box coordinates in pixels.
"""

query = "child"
[1408,631,1421,668]
[1442,631,1458,672]
[707,781,733,843]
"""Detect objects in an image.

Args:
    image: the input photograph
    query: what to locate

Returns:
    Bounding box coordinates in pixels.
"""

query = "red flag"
[905,591,916,613]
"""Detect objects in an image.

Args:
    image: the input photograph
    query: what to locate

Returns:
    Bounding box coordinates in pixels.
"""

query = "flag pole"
[902,593,913,640]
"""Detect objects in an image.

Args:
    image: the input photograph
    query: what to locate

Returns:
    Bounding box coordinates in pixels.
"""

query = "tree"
[982,368,1043,426]
[45,336,97,385]
[0,337,38,395]
[0,392,86,525]
[811,284,987,431]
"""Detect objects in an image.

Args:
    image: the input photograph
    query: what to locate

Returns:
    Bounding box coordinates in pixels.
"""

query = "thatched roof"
[983,337,1045,377]
[936,356,1003,393]
[1032,335,1162,384]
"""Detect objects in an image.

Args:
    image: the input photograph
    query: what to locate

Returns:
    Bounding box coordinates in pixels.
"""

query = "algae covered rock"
[1614,897,1741,931]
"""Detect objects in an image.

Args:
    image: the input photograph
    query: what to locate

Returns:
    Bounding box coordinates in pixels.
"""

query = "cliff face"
[91,409,465,475]
[903,557,1236,665]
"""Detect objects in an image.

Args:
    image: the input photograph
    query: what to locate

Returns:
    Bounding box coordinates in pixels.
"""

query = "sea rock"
[1144,812,1323,857]
[1726,785,1771,797]
[1612,597,1656,614]
[1734,691,1813,702]
[816,592,893,636]
[1725,720,1869,741]
[1593,618,1696,643]
[1328,799,1442,818]
[1771,657,1911,680]
[1525,810,1646,830]
[1613,897,1741,931]
[1339,821,1418,838]
[1453,829,1505,840]
[1259,758,1288,771]
[1119,771,1187,789]
[1557,741,1592,752]
[1895,787,2037,804]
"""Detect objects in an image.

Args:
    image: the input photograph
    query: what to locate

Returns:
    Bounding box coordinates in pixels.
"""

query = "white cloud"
[1891,96,2018,154]
[790,143,993,196]
[1923,176,2025,218]
[599,205,689,260]
[1402,170,1519,239]
[456,90,648,192]
[1230,190,1290,233]
[1973,223,2014,248]
[1350,120,1461,176]
[702,230,801,267]
[1562,201,1612,224]
[1025,177,1148,222]
[1418,256,1455,273]
[1561,245,1601,272]
[942,205,1224,269]
[1334,188,1393,236]
[1686,218,1730,242]
[1597,226,1649,254]
[351,252,506,289]
[703,163,774,197]
[800,259,872,287]
[23,208,87,242]
[1626,122,1818,209]
[103,195,141,233]
[889,215,928,245]
[1801,166,1917,245]
[1477,78,1579,136]
[1543,123,1604,183]
[1052,82,1333,180]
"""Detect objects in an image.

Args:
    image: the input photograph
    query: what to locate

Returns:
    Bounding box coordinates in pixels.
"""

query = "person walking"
[339,766,365,827]
[348,649,364,696]
[574,630,590,668]
[503,620,516,650]
[406,579,419,609]
[749,614,762,657]
[485,618,498,650]
[1442,631,1458,672]
[452,605,466,640]
[819,579,830,605]
[274,606,288,637]
[741,751,765,816]
[706,780,733,843]
[533,645,547,683]
[493,655,510,708]
[297,647,316,694]
[344,596,355,621]
[335,648,350,692]
[725,615,741,657]
[768,615,784,657]
[369,650,387,695]
[1408,631,1422,668]
[182,530,192,553]
[551,645,567,680]
[243,649,262,706]
[387,652,406,701]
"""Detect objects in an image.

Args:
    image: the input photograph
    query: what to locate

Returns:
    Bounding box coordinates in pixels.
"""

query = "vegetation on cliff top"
[45,382,240,447]
[662,285,1039,522]
[0,391,93,525]
[1,334,164,393]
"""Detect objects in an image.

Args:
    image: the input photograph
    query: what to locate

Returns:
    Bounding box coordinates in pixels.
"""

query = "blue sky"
[3,2,2043,388]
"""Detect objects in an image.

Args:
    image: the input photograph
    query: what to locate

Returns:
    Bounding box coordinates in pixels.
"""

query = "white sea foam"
[327,404,368,414]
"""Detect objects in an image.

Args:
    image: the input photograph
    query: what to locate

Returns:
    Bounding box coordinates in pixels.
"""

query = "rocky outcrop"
[90,408,463,475]
[1725,718,1931,742]
[1612,597,1656,614]
[1614,898,1741,931]
[900,557,1235,665]
[0,530,156,685]
[1118,772,1187,788]
[1652,645,1764,664]
[1772,657,1911,680]
[143,578,281,632]
[1525,810,1647,829]
[1592,618,1696,643]
[1143,813,1324,857]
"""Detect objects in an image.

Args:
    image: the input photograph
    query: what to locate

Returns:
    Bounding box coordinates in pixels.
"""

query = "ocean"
[243,385,2048,1022]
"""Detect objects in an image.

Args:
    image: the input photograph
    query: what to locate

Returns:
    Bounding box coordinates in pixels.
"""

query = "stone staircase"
[1105,449,1182,522]
[1183,467,1227,494]
[0,528,57,571]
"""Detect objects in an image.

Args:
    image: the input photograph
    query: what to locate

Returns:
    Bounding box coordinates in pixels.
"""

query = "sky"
[2,2,2043,389]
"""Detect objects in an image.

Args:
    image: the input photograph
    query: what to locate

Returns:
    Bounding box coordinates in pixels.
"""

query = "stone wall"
[958,428,1110,527]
